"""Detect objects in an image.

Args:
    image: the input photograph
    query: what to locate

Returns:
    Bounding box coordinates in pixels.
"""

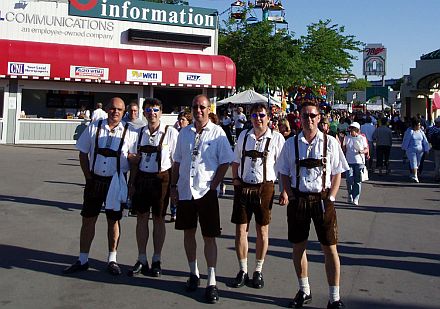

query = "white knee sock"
[78,253,88,265]
[329,286,340,303]
[299,277,311,295]
[207,267,216,286]
[255,259,264,272]
[189,260,199,277]
[239,258,248,273]
[108,251,117,263]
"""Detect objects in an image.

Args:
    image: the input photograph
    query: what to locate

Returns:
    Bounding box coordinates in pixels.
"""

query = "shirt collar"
[299,130,324,145]
[190,120,214,133]
[250,127,273,139]
[104,119,124,131]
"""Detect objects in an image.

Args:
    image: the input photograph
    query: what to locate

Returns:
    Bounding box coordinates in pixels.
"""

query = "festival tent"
[217,89,280,106]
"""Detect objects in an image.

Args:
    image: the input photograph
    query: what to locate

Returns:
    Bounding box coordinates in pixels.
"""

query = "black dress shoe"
[327,300,345,309]
[252,271,264,289]
[205,285,219,304]
[231,270,248,288]
[289,290,312,308]
[107,261,122,276]
[186,274,200,292]
[62,261,89,274]
[151,261,162,277]
[127,261,149,277]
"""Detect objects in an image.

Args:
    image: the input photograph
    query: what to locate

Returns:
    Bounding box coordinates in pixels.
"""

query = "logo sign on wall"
[127,69,162,83]
[8,62,51,77]
[179,72,211,85]
[70,66,109,79]
[363,44,386,76]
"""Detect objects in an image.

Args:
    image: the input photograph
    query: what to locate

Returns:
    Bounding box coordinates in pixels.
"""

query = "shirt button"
[104,162,106,164]
[102,170,105,173]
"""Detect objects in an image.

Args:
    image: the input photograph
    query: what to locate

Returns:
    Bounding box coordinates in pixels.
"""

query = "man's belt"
[96,147,119,157]
[244,149,268,160]
[139,144,161,154]
[297,158,326,169]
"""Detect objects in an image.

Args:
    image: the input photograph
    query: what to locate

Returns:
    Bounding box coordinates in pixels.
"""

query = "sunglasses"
[145,107,160,113]
[251,113,266,119]
[301,113,319,120]
[191,105,208,110]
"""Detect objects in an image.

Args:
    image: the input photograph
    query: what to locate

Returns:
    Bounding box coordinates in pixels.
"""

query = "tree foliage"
[219,18,363,91]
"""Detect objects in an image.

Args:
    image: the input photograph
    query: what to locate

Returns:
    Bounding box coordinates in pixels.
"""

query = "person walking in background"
[402,118,430,183]
[342,122,369,205]
[373,118,393,175]
[170,94,234,304]
[63,97,137,276]
[127,98,179,278]
[234,106,247,139]
[230,103,285,290]
[277,101,349,309]
[91,102,108,122]
[220,109,234,146]
[426,117,440,181]
[360,117,376,171]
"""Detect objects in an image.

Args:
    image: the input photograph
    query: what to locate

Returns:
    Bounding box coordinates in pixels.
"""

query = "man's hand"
[279,190,289,206]
[128,153,141,165]
[170,187,179,204]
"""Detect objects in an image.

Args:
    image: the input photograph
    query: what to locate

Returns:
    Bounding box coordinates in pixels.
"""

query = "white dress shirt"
[276,131,349,193]
[91,108,108,122]
[76,119,137,176]
[173,121,234,200]
[137,123,179,173]
[234,128,285,184]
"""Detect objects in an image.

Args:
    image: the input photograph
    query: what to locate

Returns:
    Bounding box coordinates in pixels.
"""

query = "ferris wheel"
[229,1,288,32]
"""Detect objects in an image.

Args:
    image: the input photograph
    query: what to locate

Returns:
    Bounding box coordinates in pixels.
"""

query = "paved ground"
[0,140,439,309]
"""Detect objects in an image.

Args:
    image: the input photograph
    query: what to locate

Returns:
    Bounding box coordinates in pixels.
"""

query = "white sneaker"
[353,198,359,206]
[410,175,419,183]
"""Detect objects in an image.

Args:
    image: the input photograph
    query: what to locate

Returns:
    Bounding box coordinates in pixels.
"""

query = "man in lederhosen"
[277,101,349,309]
[170,94,234,304]
[127,98,178,277]
[63,97,138,276]
[230,103,285,289]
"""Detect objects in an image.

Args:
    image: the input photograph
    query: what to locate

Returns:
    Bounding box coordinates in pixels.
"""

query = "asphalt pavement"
[0,140,439,309]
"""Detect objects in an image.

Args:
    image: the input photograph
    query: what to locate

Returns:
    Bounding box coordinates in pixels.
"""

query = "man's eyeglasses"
[301,113,319,120]
[145,107,160,113]
[251,113,266,119]
[191,105,208,110]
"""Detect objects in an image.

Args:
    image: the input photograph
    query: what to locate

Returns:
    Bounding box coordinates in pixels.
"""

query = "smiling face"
[106,97,125,126]
[143,103,162,126]
[300,105,321,134]
[250,104,269,132]
[191,95,210,126]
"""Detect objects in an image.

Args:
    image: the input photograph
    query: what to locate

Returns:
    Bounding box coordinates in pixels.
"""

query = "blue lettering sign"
[187,75,201,81]
[9,63,25,74]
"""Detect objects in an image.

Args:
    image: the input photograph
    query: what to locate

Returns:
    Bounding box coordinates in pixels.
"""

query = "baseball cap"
[349,122,361,130]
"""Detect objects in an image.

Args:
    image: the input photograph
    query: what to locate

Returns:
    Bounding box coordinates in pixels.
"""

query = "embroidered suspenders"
[240,129,272,183]
[137,125,170,172]
[92,120,129,175]
[294,133,328,192]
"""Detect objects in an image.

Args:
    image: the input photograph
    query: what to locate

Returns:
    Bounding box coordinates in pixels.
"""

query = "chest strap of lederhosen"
[294,133,328,193]
[92,120,129,175]
[241,129,271,183]
[137,125,169,172]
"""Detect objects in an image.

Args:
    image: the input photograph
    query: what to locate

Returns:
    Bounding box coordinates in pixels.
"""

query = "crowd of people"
[62,95,440,309]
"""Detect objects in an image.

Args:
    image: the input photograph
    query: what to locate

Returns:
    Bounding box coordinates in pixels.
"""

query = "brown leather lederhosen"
[87,119,129,198]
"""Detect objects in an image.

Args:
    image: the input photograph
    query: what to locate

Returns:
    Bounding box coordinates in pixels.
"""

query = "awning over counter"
[0,39,236,88]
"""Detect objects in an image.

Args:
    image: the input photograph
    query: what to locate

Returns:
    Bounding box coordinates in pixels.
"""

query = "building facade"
[0,0,236,144]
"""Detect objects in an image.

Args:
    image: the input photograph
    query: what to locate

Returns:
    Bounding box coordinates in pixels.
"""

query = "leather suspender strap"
[116,123,129,175]
[240,129,251,180]
[137,126,145,154]
[156,125,169,172]
[91,119,103,174]
[322,133,328,192]
[262,137,271,183]
[295,134,300,191]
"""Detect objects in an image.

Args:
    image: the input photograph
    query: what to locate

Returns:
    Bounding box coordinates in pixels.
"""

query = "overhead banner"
[69,0,218,30]
[179,72,211,85]
[363,44,386,76]
[8,62,50,77]
[127,69,162,83]
[70,66,109,79]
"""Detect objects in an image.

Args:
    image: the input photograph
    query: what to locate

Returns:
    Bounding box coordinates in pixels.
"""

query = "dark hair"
[142,97,162,110]
[411,117,421,128]
[209,112,219,124]
[178,111,193,124]
[250,102,268,114]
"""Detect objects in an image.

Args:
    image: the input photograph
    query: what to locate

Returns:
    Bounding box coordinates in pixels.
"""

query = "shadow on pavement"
[0,194,81,211]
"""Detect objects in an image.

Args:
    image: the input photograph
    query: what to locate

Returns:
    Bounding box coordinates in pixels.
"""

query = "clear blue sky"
[190,0,439,80]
